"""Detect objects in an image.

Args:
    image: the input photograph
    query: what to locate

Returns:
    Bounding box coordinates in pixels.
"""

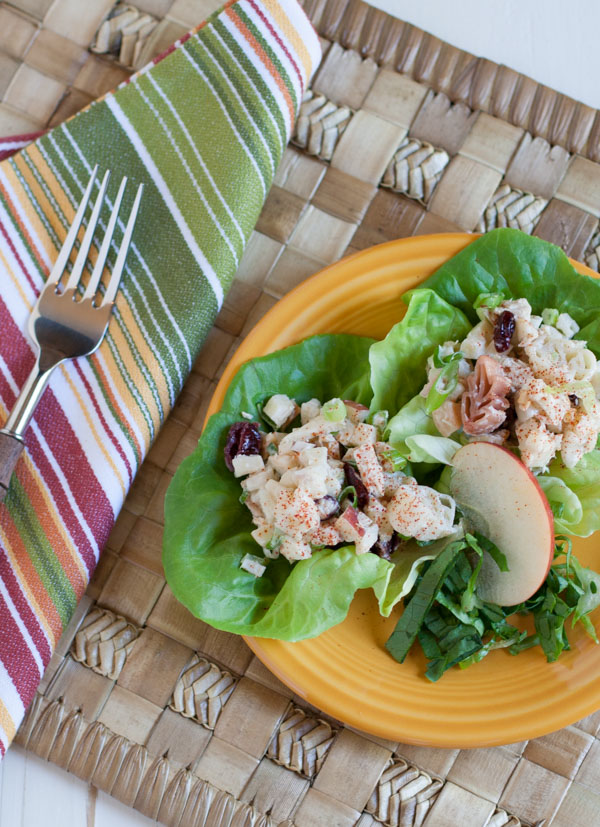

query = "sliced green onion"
[425,359,462,414]
[239,490,249,504]
[322,398,347,422]
[381,448,408,472]
[368,409,389,435]
[267,442,278,454]
[265,532,282,552]
[433,346,464,369]
[338,485,358,508]
[542,307,560,326]
[473,292,504,320]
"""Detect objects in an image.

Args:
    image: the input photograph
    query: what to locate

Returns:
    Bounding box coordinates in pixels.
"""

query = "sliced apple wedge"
[450,442,554,606]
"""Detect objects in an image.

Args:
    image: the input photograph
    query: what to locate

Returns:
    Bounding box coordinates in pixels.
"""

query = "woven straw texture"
[4,0,600,824]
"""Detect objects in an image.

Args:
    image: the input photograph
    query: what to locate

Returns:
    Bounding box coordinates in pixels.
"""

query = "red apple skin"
[338,505,365,537]
[450,442,554,606]
[344,400,369,412]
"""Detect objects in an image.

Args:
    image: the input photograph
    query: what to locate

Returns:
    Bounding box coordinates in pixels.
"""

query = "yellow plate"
[206,233,600,748]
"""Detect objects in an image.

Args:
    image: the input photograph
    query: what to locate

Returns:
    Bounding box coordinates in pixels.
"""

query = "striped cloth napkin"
[0,0,320,757]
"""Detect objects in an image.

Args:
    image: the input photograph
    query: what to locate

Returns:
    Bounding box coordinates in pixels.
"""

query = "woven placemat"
[4,0,600,824]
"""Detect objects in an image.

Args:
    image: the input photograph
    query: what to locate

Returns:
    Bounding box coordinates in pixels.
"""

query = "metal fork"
[0,166,143,502]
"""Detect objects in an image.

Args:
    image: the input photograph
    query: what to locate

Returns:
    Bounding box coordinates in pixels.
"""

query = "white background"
[369,0,600,109]
[2,1,599,825]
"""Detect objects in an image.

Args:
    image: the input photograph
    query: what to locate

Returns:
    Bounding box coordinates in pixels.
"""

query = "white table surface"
[2,1,599,825]
[371,0,600,109]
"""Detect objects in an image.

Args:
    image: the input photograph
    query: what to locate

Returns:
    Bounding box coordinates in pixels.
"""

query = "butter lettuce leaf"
[387,395,438,447]
[404,434,461,466]
[386,395,461,481]
[540,451,600,537]
[369,289,472,415]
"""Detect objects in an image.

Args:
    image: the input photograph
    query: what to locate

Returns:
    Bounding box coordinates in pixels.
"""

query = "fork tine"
[64,169,111,292]
[49,164,98,287]
[101,183,143,306]
[83,176,127,302]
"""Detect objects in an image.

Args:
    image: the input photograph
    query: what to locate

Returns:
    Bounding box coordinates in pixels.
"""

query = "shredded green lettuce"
[386,536,600,680]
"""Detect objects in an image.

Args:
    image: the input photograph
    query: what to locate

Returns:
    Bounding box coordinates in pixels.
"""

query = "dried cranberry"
[373,534,400,560]
[569,394,580,407]
[224,421,261,472]
[344,462,369,509]
[238,422,261,455]
[499,404,516,430]
[493,310,516,353]
[315,495,340,519]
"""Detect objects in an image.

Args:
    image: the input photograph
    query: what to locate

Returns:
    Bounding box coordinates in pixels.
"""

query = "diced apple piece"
[269,452,297,475]
[232,454,264,477]
[240,553,267,577]
[263,394,299,428]
[301,398,321,423]
[336,505,365,538]
[279,416,339,454]
[343,400,369,424]
[243,469,273,492]
[291,440,313,453]
[334,506,378,554]
[280,464,328,498]
[279,469,298,488]
[265,479,285,499]
[556,312,579,339]
[299,446,328,467]
[450,442,554,605]
[355,515,378,555]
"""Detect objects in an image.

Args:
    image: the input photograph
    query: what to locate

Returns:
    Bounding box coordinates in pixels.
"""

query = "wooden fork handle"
[0,431,24,502]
